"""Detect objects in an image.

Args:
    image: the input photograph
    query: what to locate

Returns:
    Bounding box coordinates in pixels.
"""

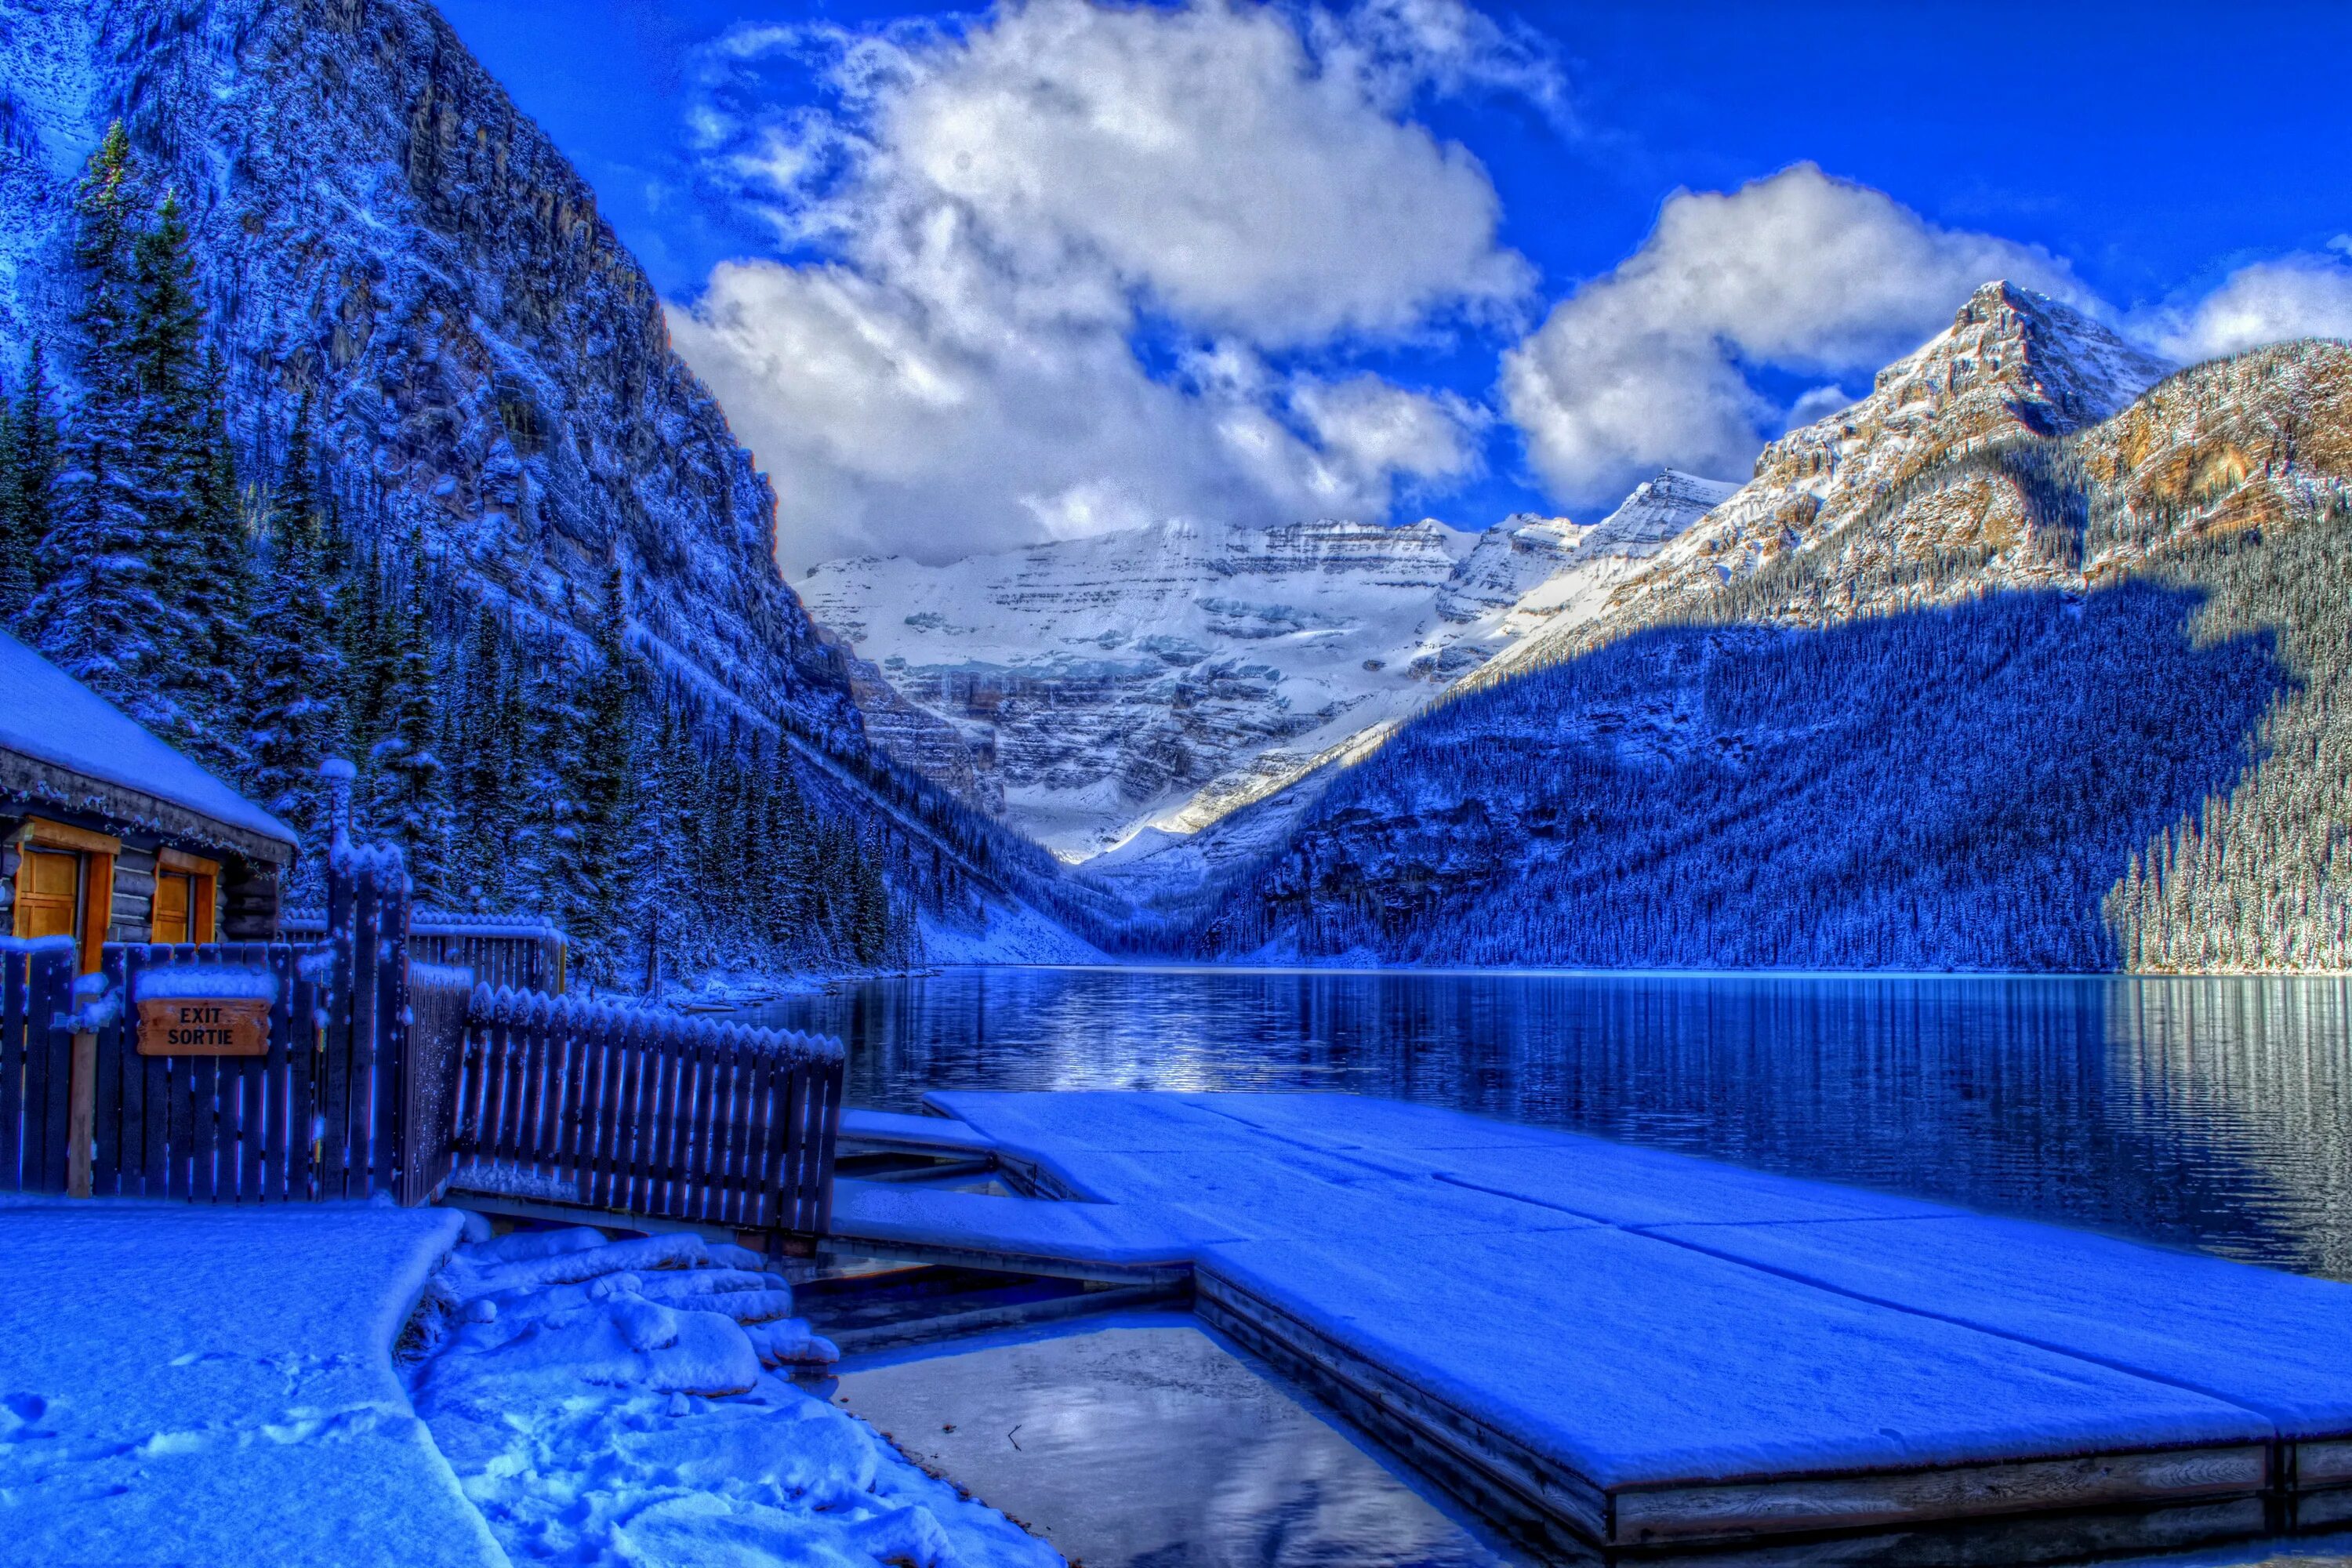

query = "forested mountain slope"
[0,0,1081,980]
[1178,289,2352,971]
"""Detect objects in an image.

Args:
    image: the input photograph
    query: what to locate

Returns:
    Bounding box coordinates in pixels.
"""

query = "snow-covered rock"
[408,1221,1062,1568]
[804,479,1732,860]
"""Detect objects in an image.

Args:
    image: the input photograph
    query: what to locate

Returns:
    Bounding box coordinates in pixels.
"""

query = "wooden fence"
[81,842,413,1202]
[0,938,77,1193]
[2,843,844,1236]
[283,909,566,995]
[408,918,565,995]
[401,961,474,1207]
[449,986,844,1234]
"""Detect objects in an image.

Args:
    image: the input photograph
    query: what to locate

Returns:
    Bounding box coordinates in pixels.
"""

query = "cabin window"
[9,818,121,973]
[153,870,193,944]
[151,850,220,946]
[15,848,82,942]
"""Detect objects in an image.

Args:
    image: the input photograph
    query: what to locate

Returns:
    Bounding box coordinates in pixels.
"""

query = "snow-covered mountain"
[1472,281,2174,688]
[801,473,1733,859]
[0,0,1087,961]
[0,0,852,739]
[1163,285,2352,971]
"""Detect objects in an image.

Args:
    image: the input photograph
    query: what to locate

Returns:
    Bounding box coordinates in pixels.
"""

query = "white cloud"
[2146,254,2352,362]
[1784,383,1857,430]
[1499,163,2089,506]
[1291,375,1483,492]
[671,0,1539,568]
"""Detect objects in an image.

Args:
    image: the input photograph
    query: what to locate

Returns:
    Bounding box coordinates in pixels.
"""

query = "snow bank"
[918,902,1107,967]
[0,1200,499,1568]
[409,1220,1062,1568]
[133,965,281,1004]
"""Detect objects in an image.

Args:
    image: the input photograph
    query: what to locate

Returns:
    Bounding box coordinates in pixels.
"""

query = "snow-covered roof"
[0,630,298,852]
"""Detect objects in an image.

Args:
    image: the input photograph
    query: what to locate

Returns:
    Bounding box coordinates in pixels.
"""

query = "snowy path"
[0,1199,502,1568]
[836,1092,2352,1550]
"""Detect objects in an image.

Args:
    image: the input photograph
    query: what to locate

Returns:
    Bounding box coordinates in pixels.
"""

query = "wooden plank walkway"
[826,1093,2352,1557]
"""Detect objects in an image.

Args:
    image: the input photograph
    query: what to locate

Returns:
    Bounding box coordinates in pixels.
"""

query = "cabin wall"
[223,865,278,941]
[2,798,284,953]
[109,844,158,946]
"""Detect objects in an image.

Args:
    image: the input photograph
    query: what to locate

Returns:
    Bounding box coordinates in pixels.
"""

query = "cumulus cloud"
[2145,253,2352,362]
[670,0,1539,568]
[1499,163,2090,507]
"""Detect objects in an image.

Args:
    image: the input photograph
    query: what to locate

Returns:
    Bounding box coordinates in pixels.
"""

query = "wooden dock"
[826,1093,2352,1560]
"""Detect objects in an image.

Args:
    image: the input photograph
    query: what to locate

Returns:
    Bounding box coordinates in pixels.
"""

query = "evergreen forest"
[0,126,1047,986]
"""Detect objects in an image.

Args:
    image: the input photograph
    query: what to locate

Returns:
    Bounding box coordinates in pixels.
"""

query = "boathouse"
[1,631,296,971]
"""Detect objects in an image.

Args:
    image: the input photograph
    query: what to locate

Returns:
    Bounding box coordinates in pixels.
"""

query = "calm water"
[756,966,2352,1280]
[832,1314,1528,1567]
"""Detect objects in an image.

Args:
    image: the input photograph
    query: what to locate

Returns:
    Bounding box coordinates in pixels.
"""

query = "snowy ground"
[405,1220,1065,1568]
[0,1196,1060,1568]
[0,1197,501,1568]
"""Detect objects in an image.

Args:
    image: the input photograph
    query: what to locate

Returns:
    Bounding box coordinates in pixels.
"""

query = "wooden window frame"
[13,845,82,942]
[155,848,220,946]
[12,818,122,974]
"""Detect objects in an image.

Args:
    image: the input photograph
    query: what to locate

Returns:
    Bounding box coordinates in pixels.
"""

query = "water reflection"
[755,967,2352,1280]
[829,1314,1526,1567]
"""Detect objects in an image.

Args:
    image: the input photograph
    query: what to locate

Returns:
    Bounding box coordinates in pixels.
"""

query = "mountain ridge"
[0,0,1087,974]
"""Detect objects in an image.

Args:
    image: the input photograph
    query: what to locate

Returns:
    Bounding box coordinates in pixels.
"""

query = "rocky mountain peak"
[1468,282,2178,676]
[1863,279,2172,436]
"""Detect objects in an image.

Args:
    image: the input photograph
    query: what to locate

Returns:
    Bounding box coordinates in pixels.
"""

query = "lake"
[753,965,2352,1281]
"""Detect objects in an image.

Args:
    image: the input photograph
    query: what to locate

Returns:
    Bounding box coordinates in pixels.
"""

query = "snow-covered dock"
[0,1200,501,1568]
[829,1093,2352,1555]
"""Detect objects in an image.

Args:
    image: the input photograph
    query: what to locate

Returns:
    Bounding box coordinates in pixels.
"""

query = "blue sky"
[438,0,2352,567]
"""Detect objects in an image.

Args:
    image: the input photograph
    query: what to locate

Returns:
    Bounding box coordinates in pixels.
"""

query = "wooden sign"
[137,998,270,1057]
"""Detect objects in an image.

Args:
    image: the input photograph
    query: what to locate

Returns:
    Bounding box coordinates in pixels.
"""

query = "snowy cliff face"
[0,0,856,740]
[803,484,1730,860]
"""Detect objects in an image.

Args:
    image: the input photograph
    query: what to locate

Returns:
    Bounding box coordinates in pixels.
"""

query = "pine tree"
[369,530,453,902]
[336,530,398,816]
[564,563,637,978]
[524,636,589,933]
[0,365,20,625]
[626,702,699,991]
[450,608,523,909]
[0,345,60,633]
[122,191,252,766]
[186,348,252,752]
[245,396,347,867]
[31,123,169,719]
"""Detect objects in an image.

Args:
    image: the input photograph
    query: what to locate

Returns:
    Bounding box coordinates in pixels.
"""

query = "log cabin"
[2,631,297,971]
